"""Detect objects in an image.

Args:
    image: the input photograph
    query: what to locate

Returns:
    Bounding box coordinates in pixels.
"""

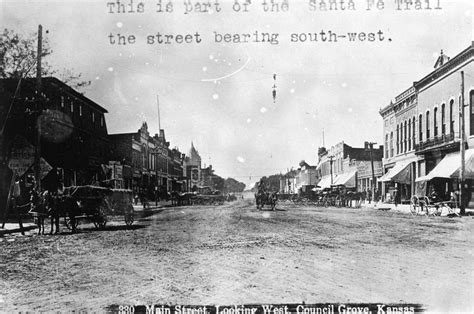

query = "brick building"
[0,77,109,215]
[316,141,383,191]
[380,42,474,206]
[109,122,185,200]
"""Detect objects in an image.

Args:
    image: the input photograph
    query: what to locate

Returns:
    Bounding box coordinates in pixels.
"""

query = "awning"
[333,171,357,188]
[416,149,474,181]
[317,175,333,189]
[378,157,416,184]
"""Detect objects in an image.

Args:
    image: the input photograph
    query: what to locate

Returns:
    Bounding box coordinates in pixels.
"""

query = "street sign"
[8,136,35,176]
[39,157,52,179]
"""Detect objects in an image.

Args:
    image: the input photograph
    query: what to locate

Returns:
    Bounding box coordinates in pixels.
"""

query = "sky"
[1,0,473,188]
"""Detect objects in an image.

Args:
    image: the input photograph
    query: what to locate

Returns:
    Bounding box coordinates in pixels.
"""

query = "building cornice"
[415,43,474,90]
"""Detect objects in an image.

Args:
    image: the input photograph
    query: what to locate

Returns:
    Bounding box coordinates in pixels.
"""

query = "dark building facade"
[0,77,109,215]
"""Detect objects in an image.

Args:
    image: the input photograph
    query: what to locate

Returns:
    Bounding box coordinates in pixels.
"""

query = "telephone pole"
[367,142,377,199]
[329,155,334,185]
[460,71,466,215]
[34,24,43,191]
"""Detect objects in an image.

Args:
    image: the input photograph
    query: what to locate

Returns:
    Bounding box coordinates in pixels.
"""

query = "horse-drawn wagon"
[29,185,135,233]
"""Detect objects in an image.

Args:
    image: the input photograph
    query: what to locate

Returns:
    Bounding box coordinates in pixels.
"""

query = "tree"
[0,28,90,88]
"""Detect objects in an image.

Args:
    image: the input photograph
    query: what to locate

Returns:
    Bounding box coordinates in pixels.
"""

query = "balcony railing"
[415,133,456,152]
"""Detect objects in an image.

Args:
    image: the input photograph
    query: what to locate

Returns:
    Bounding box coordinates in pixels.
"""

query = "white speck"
[304,127,308,131]
[116,22,123,28]
[237,156,245,163]
[262,212,270,218]
[228,62,232,66]
[342,82,347,88]
[292,80,296,84]
[290,89,295,94]
[145,62,149,66]
[108,67,114,72]
[202,66,207,72]
[214,59,218,63]
[138,25,142,28]
[208,9,213,14]
[246,118,252,123]
[303,80,306,83]
[348,108,353,112]
[95,76,100,80]
[135,97,139,101]
[209,54,214,60]
[118,53,122,57]
[212,94,219,100]
[260,107,267,113]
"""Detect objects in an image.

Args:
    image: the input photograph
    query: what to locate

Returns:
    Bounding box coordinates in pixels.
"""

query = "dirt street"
[1,199,473,312]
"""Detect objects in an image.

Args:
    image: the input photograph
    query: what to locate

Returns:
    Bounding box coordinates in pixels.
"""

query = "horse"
[29,190,50,235]
[255,191,278,210]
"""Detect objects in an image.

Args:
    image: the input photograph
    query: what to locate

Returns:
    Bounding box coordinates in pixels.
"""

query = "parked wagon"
[59,185,134,232]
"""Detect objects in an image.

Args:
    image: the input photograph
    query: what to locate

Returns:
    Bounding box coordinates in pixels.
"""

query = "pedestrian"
[394,186,401,207]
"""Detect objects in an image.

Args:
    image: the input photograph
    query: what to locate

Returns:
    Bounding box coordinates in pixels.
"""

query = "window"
[390,132,394,157]
[396,125,399,154]
[441,103,446,135]
[385,134,389,158]
[404,121,408,152]
[426,110,430,139]
[92,112,95,123]
[434,107,438,137]
[408,119,411,151]
[70,100,74,113]
[100,116,104,127]
[412,118,416,149]
[419,114,423,142]
[470,91,474,136]
[61,96,64,107]
[450,100,454,135]
[79,105,82,116]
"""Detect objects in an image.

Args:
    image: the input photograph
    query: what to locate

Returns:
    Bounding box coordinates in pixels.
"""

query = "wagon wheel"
[410,196,419,215]
[64,215,79,232]
[124,211,134,226]
[93,200,108,229]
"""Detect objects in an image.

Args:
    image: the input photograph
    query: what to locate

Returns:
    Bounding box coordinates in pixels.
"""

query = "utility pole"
[34,24,43,192]
[460,71,466,215]
[367,142,377,199]
[329,155,334,185]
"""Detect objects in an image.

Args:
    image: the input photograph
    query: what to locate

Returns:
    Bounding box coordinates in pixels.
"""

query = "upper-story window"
[61,96,64,108]
[404,121,408,152]
[100,116,104,127]
[385,134,389,158]
[434,107,438,137]
[390,132,394,157]
[408,119,411,151]
[396,125,399,154]
[79,105,82,116]
[419,114,423,143]
[412,118,415,149]
[441,103,446,135]
[70,100,74,113]
[450,99,454,135]
[92,111,95,123]
[426,110,430,139]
